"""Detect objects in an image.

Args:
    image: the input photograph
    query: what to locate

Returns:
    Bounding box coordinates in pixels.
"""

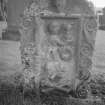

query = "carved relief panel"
[40,16,81,91]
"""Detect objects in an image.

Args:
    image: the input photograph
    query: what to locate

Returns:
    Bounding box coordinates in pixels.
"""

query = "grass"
[0,40,21,76]
[92,30,105,74]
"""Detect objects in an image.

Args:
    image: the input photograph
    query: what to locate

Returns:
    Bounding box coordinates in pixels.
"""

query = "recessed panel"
[40,16,81,91]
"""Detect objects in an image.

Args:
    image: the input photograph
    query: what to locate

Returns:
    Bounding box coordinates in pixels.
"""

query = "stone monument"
[19,0,105,105]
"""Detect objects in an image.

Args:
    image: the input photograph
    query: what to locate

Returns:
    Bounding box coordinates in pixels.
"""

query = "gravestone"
[19,0,105,105]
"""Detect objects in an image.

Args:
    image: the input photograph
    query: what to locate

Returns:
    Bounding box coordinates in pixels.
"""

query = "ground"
[0,30,105,76]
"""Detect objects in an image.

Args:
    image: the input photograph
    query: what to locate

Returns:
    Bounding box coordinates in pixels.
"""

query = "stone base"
[0,73,105,105]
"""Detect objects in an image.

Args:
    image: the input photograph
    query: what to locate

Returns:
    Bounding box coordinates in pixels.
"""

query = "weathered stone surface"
[19,0,102,105]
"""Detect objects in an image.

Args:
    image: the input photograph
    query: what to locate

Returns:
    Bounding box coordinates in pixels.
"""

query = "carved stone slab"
[40,16,81,91]
[19,1,102,104]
